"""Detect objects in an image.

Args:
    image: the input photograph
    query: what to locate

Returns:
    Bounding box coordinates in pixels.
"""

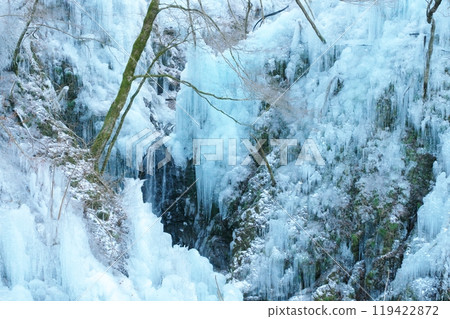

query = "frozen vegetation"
[0,0,449,300]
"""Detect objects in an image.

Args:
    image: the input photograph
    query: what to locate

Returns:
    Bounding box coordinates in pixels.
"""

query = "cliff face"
[0,0,448,301]
[164,0,450,301]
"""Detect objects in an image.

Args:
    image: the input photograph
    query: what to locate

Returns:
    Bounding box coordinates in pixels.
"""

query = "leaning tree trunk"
[423,18,436,101]
[423,0,442,101]
[91,0,160,166]
[11,0,39,75]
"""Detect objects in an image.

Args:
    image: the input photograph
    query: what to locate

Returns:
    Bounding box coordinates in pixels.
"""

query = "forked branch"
[294,0,326,44]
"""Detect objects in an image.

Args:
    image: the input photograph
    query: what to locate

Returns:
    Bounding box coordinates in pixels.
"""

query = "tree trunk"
[423,0,442,101]
[90,0,160,164]
[423,18,435,101]
[426,0,442,24]
[11,0,39,75]
[99,42,177,174]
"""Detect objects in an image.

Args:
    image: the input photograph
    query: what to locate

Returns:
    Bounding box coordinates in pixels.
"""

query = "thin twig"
[250,133,277,186]
[32,23,107,44]
[133,73,247,102]
[383,269,390,301]
[294,0,326,44]
[57,177,71,220]
[186,0,197,47]
[321,76,337,116]
[243,0,253,38]
[304,0,316,20]
[215,276,224,301]
[0,120,31,160]
[50,166,55,219]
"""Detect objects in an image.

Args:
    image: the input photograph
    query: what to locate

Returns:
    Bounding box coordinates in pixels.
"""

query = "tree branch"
[90,0,160,167]
[186,0,197,47]
[423,0,442,100]
[32,23,106,44]
[10,0,39,74]
[423,18,436,101]
[253,5,289,32]
[426,0,442,24]
[294,0,326,44]
[133,73,248,102]
[250,133,277,186]
[160,5,231,46]
[243,0,253,38]
[134,72,251,126]
[100,37,188,174]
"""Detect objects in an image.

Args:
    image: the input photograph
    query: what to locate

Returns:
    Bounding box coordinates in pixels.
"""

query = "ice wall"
[173,44,259,218]
[2,0,449,301]
[123,179,242,301]
[392,172,450,299]
[30,0,166,150]
[173,0,450,299]
[0,143,241,301]
[0,148,130,300]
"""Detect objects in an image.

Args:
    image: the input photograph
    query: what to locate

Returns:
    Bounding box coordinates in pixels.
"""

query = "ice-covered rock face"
[1,0,449,301]
[0,141,241,300]
[0,147,124,300]
[392,173,450,300]
[171,0,449,300]
[0,0,244,301]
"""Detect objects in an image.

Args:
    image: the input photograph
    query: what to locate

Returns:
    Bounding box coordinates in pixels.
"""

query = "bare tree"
[90,1,281,183]
[90,0,160,165]
[10,0,39,74]
[423,0,442,100]
[92,0,248,172]
[99,36,189,174]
